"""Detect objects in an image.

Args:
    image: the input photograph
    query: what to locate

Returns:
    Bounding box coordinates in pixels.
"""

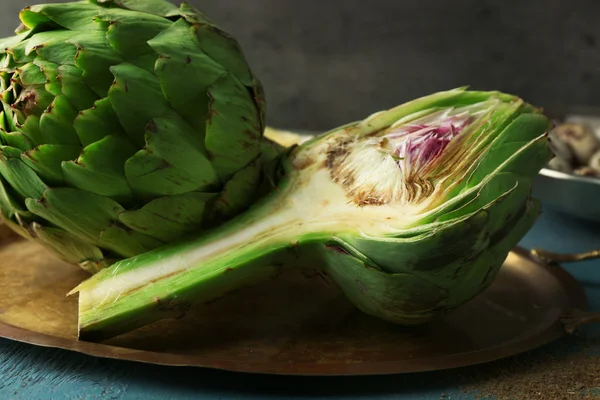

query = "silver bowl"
[531,107,600,222]
[533,168,600,222]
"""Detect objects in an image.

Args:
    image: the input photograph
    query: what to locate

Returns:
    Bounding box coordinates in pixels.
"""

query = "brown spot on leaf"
[241,139,256,151]
[325,244,350,255]
[185,55,192,64]
[136,159,172,177]
[146,120,158,133]
[22,150,37,162]
[206,92,216,124]
[165,176,183,186]
[244,129,258,139]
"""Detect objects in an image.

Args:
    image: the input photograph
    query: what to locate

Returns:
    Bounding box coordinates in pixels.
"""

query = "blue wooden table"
[1,206,599,400]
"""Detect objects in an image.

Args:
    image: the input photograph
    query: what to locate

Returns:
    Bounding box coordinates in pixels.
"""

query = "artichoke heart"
[72,88,553,341]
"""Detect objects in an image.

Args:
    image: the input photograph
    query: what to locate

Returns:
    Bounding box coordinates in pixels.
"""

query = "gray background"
[2,0,599,130]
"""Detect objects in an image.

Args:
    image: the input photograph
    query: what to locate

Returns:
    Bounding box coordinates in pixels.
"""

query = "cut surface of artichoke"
[73,88,553,341]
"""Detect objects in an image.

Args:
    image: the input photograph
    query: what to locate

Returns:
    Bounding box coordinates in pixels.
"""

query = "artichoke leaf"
[95,0,180,17]
[0,147,47,201]
[107,62,170,147]
[124,115,220,198]
[73,97,129,147]
[318,238,449,325]
[149,18,225,132]
[62,134,135,203]
[25,188,125,246]
[119,192,217,242]
[22,144,81,184]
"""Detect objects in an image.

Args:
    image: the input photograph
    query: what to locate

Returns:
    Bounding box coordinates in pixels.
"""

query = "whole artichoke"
[0,0,267,273]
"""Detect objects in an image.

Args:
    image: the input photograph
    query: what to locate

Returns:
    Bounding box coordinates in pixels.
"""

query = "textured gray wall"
[2,0,600,131]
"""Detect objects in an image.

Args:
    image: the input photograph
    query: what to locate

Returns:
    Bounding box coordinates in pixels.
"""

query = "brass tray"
[0,231,589,376]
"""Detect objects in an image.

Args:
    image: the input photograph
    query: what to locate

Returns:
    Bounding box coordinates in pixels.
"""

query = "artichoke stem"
[75,194,310,341]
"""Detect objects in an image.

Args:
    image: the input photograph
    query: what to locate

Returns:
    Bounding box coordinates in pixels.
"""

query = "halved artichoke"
[72,88,553,341]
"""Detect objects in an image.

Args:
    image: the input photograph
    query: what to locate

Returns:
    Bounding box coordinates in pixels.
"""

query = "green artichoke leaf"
[19,5,56,31]
[97,9,171,71]
[57,65,99,111]
[436,173,530,237]
[34,57,61,96]
[14,62,46,86]
[487,113,551,151]
[340,210,491,287]
[0,102,17,132]
[18,116,45,147]
[318,238,449,325]
[182,2,266,130]
[6,39,36,64]
[22,2,106,32]
[453,113,551,196]
[97,224,163,259]
[32,222,106,269]
[0,146,47,201]
[70,31,125,98]
[38,94,80,146]
[22,144,81,184]
[119,192,217,242]
[205,74,263,182]
[95,0,180,17]
[73,97,128,147]
[149,18,225,132]
[181,3,254,89]
[25,31,78,66]
[124,115,220,198]
[0,112,6,134]
[0,32,31,55]
[25,187,125,245]
[107,62,170,147]
[62,134,135,203]
[467,136,551,188]
[0,175,34,221]
[1,130,34,151]
[207,159,262,222]
[447,198,541,307]
[419,134,551,225]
